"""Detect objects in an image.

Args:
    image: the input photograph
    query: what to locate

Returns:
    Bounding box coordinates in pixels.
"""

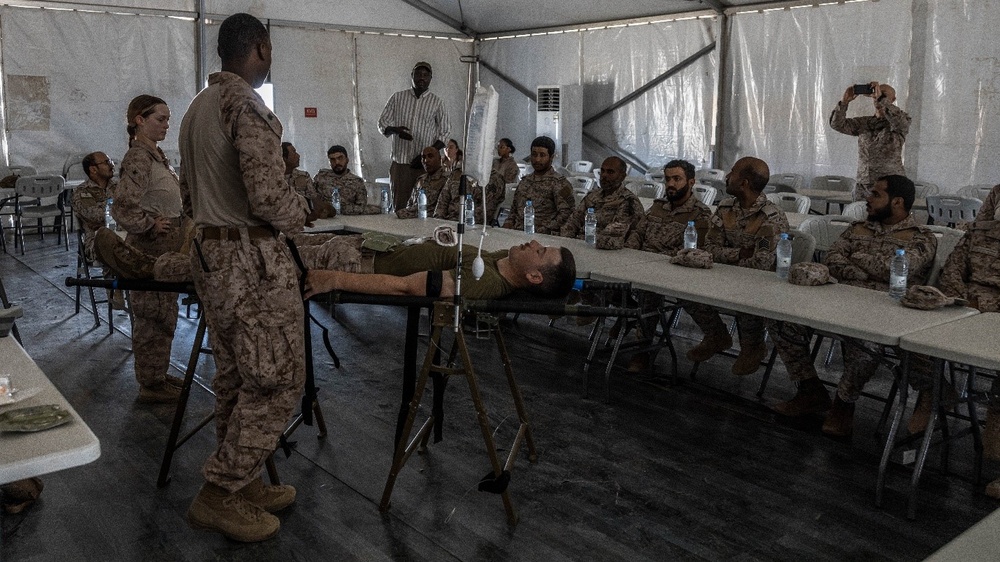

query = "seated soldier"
[433,168,506,225]
[937,213,1000,496]
[282,142,315,198]
[770,175,938,438]
[501,136,575,234]
[397,146,457,219]
[94,229,576,302]
[561,156,644,249]
[312,145,381,215]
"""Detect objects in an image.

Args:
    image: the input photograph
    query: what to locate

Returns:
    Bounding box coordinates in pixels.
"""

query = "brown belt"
[200,225,276,241]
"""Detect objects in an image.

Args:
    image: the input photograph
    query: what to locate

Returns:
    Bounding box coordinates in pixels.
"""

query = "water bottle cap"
[687,221,694,226]
[587,207,594,213]
[572,278,585,291]
[526,199,532,205]
[780,233,789,240]
[896,248,905,256]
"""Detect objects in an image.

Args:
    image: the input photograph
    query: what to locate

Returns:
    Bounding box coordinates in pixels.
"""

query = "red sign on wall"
[304,107,317,118]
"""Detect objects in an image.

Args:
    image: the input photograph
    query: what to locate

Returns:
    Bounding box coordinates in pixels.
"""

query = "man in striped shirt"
[378,61,450,212]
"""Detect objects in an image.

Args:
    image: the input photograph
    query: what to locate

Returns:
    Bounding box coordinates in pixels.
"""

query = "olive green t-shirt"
[373,242,514,300]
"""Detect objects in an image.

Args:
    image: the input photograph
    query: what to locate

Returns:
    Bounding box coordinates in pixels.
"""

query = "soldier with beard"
[312,145,380,214]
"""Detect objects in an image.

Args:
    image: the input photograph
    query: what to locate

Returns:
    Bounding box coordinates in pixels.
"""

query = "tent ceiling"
[415,0,743,34]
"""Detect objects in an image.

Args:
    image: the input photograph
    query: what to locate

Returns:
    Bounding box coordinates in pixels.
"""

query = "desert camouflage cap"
[788,262,838,286]
[901,285,970,310]
[670,248,713,269]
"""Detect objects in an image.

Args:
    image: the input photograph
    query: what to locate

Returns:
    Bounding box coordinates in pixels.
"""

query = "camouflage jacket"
[625,194,712,256]
[705,193,789,271]
[434,169,506,224]
[824,216,936,291]
[313,169,379,215]
[492,156,520,184]
[560,183,645,250]
[830,98,910,186]
[501,168,575,234]
[938,220,1000,312]
[72,177,118,258]
[113,141,182,234]
[975,184,1000,223]
[396,167,453,219]
[286,168,315,199]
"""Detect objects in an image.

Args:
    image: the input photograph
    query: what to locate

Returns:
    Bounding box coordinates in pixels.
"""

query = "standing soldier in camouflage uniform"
[690,157,788,376]
[180,13,317,542]
[502,136,575,234]
[396,146,455,219]
[112,95,191,404]
[312,145,380,214]
[282,142,314,198]
[830,81,911,201]
[626,159,712,256]
[434,168,506,225]
[770,175,937,438]
[561,156,644,249]
[72,152,118,261]
[937,217,1000,495]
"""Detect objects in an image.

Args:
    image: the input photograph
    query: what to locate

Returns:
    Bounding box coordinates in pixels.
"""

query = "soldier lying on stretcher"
[94,227,576,301]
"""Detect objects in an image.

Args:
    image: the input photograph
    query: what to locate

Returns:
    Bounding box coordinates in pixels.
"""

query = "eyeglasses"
[97,159,115,168]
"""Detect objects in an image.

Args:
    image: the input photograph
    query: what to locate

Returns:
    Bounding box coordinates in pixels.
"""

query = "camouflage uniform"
[180,71,309,493]
[71,177,117,261]
[830,97,911,201]
[434,169,506,225]
[625,195,712,256]
[501,169,575,234]
[396,168,453,219]
[771,216,938,401]
[975,185,1000,223]
[688,194,789,347]
[492,156,520,184]
[938,220,1000,313]
[560,183,645,250]
[312,169,380,215]
[285,168,314,199]
[112,142,187,390]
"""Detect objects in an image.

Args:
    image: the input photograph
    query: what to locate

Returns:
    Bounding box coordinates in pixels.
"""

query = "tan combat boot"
[907,388,958,434]
[731,339,767,376]
[238,478,296,513]
[686,330,733,363]
[137,381,181,404]
[187,482,280,542]
[771,377,832,417]
[822,396,856,438]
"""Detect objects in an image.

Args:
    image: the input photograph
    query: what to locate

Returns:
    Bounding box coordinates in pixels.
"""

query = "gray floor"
[1,232,997,561]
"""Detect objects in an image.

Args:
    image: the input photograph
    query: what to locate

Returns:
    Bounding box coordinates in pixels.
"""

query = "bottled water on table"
[523,199,535,234]
[889,248,908,300]
[105,197,116,230]
[584,207,597,246]
[381,187,390,214]
[331,188,341,215]
[684,221,697,250]
[416,188,427,219]
[775,232,792,279]
[465,194,475,228]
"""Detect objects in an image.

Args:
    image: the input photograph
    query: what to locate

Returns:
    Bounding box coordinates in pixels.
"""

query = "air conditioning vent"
[537,87,561,112]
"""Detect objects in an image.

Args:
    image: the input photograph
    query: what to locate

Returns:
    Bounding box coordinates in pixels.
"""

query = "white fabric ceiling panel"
[581,19,717,172]
[724,1,912,182]
[206,0,462,35]
[354,34,473,182]
[267,26,358,175]
[0,7,197,173]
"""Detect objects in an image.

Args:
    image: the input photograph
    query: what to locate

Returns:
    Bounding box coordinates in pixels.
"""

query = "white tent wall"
[479,17,717,175]
[724,1,913,184]
[0,6,197,173]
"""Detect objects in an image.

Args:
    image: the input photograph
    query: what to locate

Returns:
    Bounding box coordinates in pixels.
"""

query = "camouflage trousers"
[126,219,188,388]
[193,235,306,493]
[769,321,933,401]
[684,302,764,344]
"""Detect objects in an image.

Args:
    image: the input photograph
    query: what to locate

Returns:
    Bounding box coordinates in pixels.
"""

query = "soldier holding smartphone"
[830,81,911,201]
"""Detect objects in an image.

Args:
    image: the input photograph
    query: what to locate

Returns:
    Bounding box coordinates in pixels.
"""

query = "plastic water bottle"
[465,194,475,228]
[523,199,535,234]
[889,248,908,300]
[105,197,116,230]
[584,207,597,246]
[331,188,341,215]
[381,187,390,214]
[417,188,427,220]
[684,220,697,250]
[775,232,792,280]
